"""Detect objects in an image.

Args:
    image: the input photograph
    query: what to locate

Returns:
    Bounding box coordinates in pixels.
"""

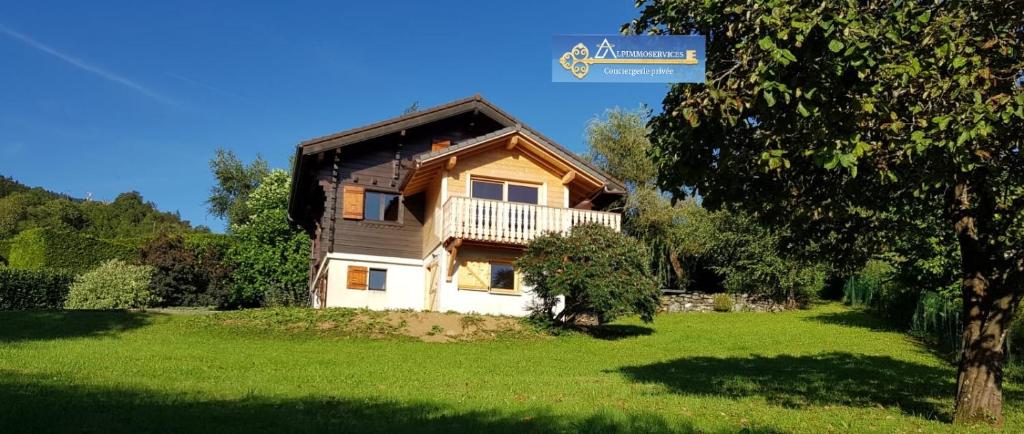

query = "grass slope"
[0,304,1019,433]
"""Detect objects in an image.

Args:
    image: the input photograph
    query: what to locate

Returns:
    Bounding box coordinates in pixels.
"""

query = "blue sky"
[0,1,669,231]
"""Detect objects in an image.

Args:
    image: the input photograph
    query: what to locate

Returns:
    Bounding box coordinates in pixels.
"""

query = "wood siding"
[447,146,571,208]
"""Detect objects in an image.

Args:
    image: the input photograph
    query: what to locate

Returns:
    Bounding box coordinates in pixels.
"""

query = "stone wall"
[659,290,786,313]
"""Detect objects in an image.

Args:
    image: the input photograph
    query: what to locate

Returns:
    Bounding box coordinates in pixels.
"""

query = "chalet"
[287,95,626,316]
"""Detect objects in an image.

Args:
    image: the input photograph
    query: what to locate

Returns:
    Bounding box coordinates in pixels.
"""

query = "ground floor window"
[368,268,387,291]
[458,259,519,294]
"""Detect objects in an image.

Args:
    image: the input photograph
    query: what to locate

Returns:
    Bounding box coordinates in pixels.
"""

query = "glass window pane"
[507,184,538,204]
[490,263,515,290]
[472,180,503,200]
[364,192,382,220]
[382,194,400,221]
[368,269,387,291]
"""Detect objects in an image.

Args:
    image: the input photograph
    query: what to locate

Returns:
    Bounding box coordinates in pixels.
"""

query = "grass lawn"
[0,304,1019,433]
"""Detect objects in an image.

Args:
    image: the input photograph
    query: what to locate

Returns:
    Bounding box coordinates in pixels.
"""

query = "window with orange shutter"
[342,186,364,220]
[347,265,368,290]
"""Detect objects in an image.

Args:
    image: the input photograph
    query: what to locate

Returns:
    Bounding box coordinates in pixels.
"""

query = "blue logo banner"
[552,35,705,83]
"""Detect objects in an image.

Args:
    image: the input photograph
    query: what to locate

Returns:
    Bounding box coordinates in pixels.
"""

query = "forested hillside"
[0,175,200,265]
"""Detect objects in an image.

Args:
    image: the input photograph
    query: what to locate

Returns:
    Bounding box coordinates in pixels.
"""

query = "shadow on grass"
[618,352,954,421]
[803,309,904,333]
[0,371,785,434]
[583,324,655,341]
[0,310,152,343]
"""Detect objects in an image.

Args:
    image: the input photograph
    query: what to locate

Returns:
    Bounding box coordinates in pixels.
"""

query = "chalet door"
[470,179,539,236]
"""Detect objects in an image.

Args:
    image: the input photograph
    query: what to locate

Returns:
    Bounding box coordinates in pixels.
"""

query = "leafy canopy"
[516,223,660,325]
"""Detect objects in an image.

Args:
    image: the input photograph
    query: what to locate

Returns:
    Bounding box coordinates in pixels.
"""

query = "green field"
[0,304,1019,433]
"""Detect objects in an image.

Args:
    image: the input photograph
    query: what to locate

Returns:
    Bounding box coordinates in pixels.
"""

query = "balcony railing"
[442,196,621,245]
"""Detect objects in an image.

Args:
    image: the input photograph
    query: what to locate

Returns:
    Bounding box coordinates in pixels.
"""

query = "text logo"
[552,35,705,83]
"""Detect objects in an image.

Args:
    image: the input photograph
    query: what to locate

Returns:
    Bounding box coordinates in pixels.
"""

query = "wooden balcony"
[442,196,621,246]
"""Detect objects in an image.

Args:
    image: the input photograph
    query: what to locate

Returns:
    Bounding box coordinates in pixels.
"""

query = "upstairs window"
[470,179,539,204]
[364,191,400,221]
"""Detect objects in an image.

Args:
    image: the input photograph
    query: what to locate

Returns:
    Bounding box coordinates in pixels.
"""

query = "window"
[470,178,539,204]
[368,268,387,291]
[471,180,503,201]
[364,191,400,221]
[489,262,515,291]
[507,184,538,204]
[457,259,519,293]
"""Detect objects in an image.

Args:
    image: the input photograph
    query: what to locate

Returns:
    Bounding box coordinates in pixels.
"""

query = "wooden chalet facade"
[287,95,626,316]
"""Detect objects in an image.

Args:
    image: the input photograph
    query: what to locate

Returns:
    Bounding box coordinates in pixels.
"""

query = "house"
[287,95,626,316]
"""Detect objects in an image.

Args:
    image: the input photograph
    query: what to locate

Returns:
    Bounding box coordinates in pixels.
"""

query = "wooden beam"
[446,238,462,282]
[561,170,577,185]
[505,136,519,150]
[446,156,457,170]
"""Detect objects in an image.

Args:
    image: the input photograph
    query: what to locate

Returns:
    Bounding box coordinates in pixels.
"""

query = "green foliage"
[0,239,11,265]
[911,290,963,357]
[0,180,192,242]
[8,228,138,273]
[0,267,74,309]
[65,259,155,309]
[517,223,660,325]
[207,148,269,227]
[843,260,894,307]
[226,170,309,307]
[138,233,234,308]
[712,294,733,312]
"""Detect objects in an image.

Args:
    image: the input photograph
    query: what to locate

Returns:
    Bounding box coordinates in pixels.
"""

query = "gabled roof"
[296,95,516,156]
[412,126,625,193]
[288,95,627,224]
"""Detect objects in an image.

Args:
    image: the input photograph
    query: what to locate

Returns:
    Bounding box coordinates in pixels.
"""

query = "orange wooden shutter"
[342,186,364,220]
[347,266,368,290]
[431,139,451,152]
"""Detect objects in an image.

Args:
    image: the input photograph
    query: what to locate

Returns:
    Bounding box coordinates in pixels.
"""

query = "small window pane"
[364,192,383,220]
[364,192,400,221]
[368,269,387,291]
[472,180,503,200]
[490,263,515,290]
[507,184,538,204]
[382,194,400,221]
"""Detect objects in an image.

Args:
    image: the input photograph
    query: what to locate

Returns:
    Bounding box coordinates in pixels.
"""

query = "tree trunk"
[949,178,1019,427]
[668,248,687,289]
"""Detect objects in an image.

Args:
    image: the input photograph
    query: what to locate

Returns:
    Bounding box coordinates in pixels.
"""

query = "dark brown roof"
[288,95,627,223]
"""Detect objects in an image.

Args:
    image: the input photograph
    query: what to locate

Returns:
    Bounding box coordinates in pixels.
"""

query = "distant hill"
[0,175,202,246]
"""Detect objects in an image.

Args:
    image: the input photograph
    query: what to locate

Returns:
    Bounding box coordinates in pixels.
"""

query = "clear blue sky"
[0,1,669,231]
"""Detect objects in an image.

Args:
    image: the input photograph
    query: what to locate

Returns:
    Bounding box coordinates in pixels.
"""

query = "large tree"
[207,148,269,228]
[629,0,1023,426]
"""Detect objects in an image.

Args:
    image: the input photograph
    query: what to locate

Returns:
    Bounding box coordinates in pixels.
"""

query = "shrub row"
[7,228,138,273]
[0,266,74,309]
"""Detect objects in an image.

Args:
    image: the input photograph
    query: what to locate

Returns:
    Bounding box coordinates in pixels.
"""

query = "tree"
[516,223,660,325]
[629,0,1023,425]
[227,170,310,307]
[207,148,269,227]
[138,233,233,307]
[585,107,688,288]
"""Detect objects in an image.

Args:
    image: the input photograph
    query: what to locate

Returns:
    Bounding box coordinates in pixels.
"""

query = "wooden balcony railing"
[442,196,621,245]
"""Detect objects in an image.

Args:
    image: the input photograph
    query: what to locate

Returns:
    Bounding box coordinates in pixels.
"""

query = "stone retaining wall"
[659,291,786,313]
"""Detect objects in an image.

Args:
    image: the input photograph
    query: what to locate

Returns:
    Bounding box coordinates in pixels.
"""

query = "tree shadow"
[803,309,904,333]
[583,324,655,341]
[0,371,785,434]
[0,310,152,343]
[617,352,954,421]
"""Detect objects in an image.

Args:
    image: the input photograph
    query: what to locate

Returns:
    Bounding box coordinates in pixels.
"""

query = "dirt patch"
[388,311,525,342]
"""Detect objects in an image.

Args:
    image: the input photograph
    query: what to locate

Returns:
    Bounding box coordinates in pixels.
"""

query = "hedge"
[0,266,75,309]
[0,239,11,265]
[7,228,138,273]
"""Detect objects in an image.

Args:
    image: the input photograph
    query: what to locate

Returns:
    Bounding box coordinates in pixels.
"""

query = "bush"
[139,232,234,307]
[712,294,733,312]
[0,239,11,265]
[65,259,155,309]
[7,228,137,273]
[517,223,660,326]
[0,267,74,309]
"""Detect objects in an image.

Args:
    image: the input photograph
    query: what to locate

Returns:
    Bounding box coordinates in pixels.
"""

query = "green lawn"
[0,304,1019,433]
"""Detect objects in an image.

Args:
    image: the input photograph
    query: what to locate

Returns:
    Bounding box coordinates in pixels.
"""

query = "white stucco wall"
[323,253,425,311]
[433,246,541,317]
